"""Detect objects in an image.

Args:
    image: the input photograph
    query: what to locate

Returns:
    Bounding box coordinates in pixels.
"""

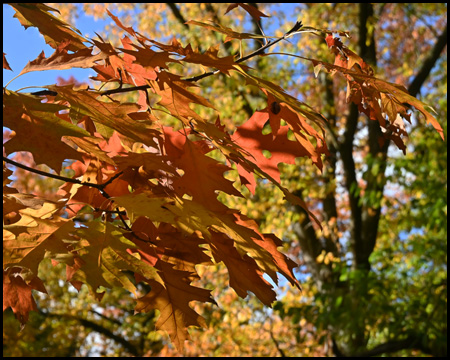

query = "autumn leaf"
[165,133,243,211]
[106,8,138,38]
[209,231,276,306]
[232,111,312,185]
[3,270,39,326]
[3,53,12,71]
[69,222,147,296]
[3,218,73,276]
[181,44,249,75]
[3,90,89,172]
[225,3,270,22]
[149,71,215,124]
[49,85,161,147]
[8,3,87,52]
[135,262,215,351]
[19,41,106,76]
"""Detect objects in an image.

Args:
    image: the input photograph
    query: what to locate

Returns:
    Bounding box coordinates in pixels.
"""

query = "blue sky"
[3,4,110,91]
[3,4,301,92]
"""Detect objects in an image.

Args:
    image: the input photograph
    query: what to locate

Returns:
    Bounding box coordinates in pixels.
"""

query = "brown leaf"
[50,85,161,147]
[3,53,12,71]
[135,262,215,351]
[8,3,87,52]
[186,20,270,43]
[209,231,276,306]
[165,133,242,211]
[150,72,215,124]
[3,90,89,172]
[181,44,248,75]
[19,41,106,76]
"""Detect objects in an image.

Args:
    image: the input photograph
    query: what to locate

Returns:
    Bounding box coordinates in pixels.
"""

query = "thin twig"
[3,156,155,244]
[3,156,95,187]
[27,20,303,97]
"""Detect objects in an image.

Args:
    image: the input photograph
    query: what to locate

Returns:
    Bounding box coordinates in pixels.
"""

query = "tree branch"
[41,310,140,356]
[339,103,363,269]
[2,156,123,197]
[357,3,381,271]
[351,335,433,357]
[408,24,447,98]
[166,3,189,29]
[3,156,97,187]
[180,19,302,81]
[28,20,303,98]
[3,156,156,241]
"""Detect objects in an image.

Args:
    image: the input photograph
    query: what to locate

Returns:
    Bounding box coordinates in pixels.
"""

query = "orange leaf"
[232,111,310,184]
[135,262,215,351]
[19,41,106,76]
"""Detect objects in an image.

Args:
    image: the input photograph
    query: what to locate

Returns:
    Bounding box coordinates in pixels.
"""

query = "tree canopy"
[3,3,447,356]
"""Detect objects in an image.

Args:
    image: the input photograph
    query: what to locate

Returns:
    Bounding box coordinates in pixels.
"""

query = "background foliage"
[3,3,447,357]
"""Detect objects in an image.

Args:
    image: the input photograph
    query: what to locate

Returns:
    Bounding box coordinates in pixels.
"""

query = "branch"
[182,20,303,82]
[269,328,286,357]
[408,24,447,98]
[339,104,363,268]
[98,84,149,97]
[3,156,156,242]
[41,310,140,356]
[2,156,124,197]
[351,335,433,357]
[28,20,303,98]
[166,3,189,29]
[3,156,98,187]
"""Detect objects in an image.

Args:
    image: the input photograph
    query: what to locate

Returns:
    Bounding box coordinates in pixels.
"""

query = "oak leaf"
[19,41,106,76]
[232,111,311,185]
[135,260,215,351]
[3,90,89,172]
[3,271,39,326]
[8,3,87,52]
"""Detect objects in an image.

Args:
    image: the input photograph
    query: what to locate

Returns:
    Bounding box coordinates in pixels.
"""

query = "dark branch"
[3,156,95,187]
[356,2,380,271]
[182,20,302,83]
[352,335,433,357]
[408,24,447,97]
[41,310,140,356]
[269,328,286,357]
[166,3,189,29]
[28,90,58,96]
[4,157,157,242]
[339,104,363,269]
[99,84,149,96]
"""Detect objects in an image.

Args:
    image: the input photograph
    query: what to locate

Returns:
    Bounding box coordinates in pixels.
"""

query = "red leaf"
[3,271,39,326]
[232,111,310,185]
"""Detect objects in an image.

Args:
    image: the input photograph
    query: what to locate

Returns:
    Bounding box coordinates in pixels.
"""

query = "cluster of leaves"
[3,3,443,351]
